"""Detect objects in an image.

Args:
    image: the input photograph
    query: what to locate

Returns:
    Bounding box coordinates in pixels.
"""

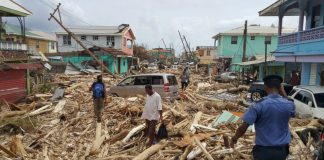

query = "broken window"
[107,36,115,47]
[207,50,211,56]
[251,36,255,40]
[51,42,55,50]
[63,35,71,45]
[231,36,238,44]
[93,35,98,41]
[81,35,87,41]
[127,39,132,49]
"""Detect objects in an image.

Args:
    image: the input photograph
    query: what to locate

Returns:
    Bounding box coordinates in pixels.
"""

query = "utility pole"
[183,35,192,62]
[161,38,167,49]
[242,20,248,78]
[48,3,118,78]
[178,30,188,61]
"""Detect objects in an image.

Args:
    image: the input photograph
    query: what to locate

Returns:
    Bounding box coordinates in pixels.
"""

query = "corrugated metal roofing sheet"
[0,69,26,103]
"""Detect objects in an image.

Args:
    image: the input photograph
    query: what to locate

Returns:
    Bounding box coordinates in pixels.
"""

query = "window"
[152,76,164,85]
[134,76,151,85]
[81,35,86,41]
[231,36,238,44]
[265,36,271,44]
[93,35,98,41]
[119,77,135,86]
[294,91,315,107]
[251,36,255,40]
[36,40,40,48]
[63,35,71,45]
[167,76,178,85]
[106,36,115,47]
[207,50,211,56]
[311,5,321,28]
[127,39,133,49]
[314,93,324,108]
[51,42,55,50]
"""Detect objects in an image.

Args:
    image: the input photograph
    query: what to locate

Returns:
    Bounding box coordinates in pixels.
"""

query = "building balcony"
[277,26,324,55]
[0,41,28,51]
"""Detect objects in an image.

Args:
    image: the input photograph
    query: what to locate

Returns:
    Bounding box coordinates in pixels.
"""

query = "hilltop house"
[212,25,295,72]
[260,0,324,86]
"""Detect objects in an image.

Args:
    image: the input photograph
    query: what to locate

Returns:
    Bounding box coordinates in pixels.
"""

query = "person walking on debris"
[183,66,191,84]
[89,75,106,123]
[180,74,189,91]
[141,84,163,146]
[230,75,295,160]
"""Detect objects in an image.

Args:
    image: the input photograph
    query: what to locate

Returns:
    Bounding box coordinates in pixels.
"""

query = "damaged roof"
[0,0,32,17]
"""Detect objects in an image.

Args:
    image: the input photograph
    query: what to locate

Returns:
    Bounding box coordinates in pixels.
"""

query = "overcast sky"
[10,0,298,54]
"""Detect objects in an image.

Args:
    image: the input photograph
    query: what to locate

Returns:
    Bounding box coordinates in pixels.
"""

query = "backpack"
[93,83,104,98]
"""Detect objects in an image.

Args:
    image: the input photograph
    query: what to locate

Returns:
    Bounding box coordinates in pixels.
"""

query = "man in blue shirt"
[230,75,295,160]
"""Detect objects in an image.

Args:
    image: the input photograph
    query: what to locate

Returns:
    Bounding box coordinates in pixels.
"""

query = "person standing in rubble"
[141,84,163,146]
[89,75,106,123]
[183,66,191,84]
[180,74,189,91]
[230,75,295,160]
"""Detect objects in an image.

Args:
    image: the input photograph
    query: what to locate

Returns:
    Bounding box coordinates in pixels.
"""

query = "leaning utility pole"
[48,3,118,78]
[242,20,247,63]
[242,20,248,77]
[178,30,188,61]
[161,38,167,49]
[183,35,192,61]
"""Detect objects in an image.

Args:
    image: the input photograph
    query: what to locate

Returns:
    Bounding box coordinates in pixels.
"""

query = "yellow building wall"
[26,38,49,53]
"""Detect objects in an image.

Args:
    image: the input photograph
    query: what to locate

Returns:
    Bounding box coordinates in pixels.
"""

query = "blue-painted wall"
[301,63,311,85]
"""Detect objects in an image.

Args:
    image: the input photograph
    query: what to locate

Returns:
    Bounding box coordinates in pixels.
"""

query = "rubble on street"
[0,71,321,160]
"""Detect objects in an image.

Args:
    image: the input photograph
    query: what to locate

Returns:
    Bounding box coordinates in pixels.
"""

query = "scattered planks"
[133,141,168,160]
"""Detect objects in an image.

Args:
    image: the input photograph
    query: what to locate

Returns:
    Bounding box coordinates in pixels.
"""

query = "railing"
[0,42,28,51]
[279,25,324,45]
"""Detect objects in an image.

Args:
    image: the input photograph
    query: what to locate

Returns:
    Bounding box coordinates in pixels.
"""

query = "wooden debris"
[122,124,145,143]
[10,134,27,157]
[193,137,214,160]
[133,141,168,160]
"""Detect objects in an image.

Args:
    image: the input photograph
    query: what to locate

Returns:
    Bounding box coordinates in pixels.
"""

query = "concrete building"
[55,24,135,56]
[260,0,324,86]
[212,25,295,71]
[196,46,217,64]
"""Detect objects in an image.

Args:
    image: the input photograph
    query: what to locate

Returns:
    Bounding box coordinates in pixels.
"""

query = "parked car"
[147,64,158,70]
[215,72,238,83]
[288,86,324,119]
[247,82,293,102]
[109,73,179,100]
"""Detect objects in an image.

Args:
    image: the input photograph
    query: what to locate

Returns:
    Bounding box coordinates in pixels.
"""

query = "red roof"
[6,63,44,70]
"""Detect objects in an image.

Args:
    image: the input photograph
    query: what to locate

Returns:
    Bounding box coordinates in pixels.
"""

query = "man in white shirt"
[141,84,163,146]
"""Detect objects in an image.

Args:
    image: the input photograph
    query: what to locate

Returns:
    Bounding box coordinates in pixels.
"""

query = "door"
[114,76,136,97]
[309,63,317,85]
[293,90,314,118]
[117,57,121,74]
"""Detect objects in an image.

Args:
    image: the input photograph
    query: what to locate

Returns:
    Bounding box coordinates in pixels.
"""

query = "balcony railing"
[279,26,324,45]
[0,41,28,51]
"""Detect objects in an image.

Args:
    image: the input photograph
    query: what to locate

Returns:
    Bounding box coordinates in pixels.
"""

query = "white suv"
[288,86,324,119]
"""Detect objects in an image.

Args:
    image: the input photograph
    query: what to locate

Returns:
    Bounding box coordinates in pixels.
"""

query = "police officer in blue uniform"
[230,75,296,160]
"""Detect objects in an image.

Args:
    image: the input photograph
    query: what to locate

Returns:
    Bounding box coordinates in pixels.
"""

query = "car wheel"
[251,91,262,102]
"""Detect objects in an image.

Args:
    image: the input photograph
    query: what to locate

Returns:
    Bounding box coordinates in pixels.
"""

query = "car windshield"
[314,93,324,108]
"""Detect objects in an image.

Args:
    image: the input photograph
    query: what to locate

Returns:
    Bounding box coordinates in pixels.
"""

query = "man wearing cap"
[230,75,295,160]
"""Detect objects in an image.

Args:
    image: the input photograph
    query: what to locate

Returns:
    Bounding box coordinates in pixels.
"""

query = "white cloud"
[13,0,299,54]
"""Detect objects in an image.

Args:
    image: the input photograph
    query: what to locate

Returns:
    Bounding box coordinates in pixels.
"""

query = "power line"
[40,0,93,26]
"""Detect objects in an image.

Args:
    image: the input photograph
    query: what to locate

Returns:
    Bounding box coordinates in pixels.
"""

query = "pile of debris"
[0,73,319,160]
